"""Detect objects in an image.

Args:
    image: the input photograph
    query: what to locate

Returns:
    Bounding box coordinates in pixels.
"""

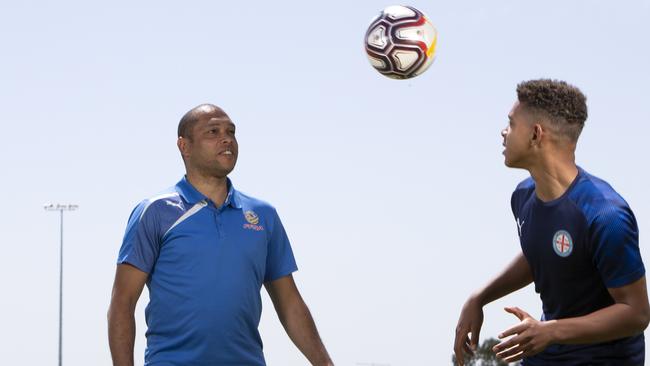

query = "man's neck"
[185,172,230,207]
[528,154,578,203]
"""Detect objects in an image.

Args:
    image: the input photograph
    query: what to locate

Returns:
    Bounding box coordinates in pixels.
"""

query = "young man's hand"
[453,295,484,365]
[493,306,555,363]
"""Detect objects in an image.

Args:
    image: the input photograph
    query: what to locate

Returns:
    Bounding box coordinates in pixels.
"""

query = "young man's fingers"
[504,306,531,320]
[495,342,526,359]
[494,331,527,353]
[453,332,470,364]
[469,326,481,350]
[454,345,470,366]
[503,344,534,364]
[503,350,526,363]
[497,322,527,340]
[463,340,474,355]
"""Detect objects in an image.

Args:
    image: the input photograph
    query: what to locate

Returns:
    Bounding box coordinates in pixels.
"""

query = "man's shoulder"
[514,176,535,192]
[570,169,631,223]
[134,187,186,220]
[512,176,535,203]
[234,190,276,212]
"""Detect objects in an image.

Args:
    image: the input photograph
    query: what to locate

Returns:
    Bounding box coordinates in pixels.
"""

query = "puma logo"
[165,200,183,210]
[516,217,525,237]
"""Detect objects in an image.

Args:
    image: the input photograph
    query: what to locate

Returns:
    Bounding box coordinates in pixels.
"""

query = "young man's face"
[182,110,239,178]
[501,101,534,168]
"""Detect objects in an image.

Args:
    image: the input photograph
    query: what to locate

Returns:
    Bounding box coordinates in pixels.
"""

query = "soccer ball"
[364,5,438,79]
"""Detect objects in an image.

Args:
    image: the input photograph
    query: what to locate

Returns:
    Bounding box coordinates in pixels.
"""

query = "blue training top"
[117,177,298,365]
[512,167,645,365]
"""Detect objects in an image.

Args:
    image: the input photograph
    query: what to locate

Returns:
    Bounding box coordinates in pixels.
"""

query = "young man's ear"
[531,124,544,146]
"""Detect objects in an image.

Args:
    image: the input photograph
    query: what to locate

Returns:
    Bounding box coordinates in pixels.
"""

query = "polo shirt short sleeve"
[264,207,298,282]
[117,198,162,274]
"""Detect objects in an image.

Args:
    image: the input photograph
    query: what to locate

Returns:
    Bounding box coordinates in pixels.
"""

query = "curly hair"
[516,79,588,142]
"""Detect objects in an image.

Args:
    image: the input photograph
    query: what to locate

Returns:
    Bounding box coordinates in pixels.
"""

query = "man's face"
[181,109,239,178]
[501,101,534,168]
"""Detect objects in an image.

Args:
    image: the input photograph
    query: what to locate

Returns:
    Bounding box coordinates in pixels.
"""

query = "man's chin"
[504,159,528,170]
[503,157,518,168]
[215,166,235,177]
[203,164,235,179]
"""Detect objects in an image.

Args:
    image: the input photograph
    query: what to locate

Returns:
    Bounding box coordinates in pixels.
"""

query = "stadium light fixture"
[44,203,78,366]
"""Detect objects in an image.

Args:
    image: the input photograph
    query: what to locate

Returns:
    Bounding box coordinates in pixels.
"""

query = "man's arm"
[108,264,148,366]
[494,276,650,362]
[454,252,533,365]
[264,274,333,366]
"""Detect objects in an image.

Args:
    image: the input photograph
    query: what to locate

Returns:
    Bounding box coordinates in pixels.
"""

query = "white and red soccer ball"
[365,5,438,79]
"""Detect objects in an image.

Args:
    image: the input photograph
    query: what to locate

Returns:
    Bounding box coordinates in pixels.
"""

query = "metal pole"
[44,203,77,366]
[59,209,63,366]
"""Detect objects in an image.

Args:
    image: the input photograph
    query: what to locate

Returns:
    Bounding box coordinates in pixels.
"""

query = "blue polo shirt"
[512,167,645,365]
[117,177,298,365]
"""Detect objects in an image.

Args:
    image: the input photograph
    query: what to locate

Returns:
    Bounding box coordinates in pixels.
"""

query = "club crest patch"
[552,230,573,257]
[244,210,259,225]
[243,210,264,231]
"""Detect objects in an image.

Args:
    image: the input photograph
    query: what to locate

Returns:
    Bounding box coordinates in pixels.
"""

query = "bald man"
[108,104,333,366]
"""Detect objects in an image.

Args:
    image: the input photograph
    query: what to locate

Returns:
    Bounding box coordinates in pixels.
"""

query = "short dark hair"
[516,79,588,141]
[177,103,222,139]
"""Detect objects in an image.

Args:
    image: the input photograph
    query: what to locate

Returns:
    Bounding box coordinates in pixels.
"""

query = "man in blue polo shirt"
[108,104,333,365]
[453,79,649,365]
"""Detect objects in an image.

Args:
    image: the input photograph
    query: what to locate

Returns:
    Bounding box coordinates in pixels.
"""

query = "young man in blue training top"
[108,104,333,366]
[453,79,649,365]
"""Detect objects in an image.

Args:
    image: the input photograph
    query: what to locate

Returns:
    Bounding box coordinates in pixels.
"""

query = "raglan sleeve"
[590,205,645,288]
[264,207,298,283]
[116,200,161,274]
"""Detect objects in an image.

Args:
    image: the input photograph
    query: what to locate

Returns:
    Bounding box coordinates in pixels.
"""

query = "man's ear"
[178,136,189,157]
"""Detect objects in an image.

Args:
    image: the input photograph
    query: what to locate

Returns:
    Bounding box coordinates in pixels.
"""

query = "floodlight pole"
[44,203,78,366]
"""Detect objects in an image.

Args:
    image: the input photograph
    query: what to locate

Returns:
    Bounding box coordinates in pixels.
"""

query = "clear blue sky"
[1,1,649,365]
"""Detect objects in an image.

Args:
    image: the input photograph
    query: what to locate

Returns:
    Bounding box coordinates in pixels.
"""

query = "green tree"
[451,338,508,365]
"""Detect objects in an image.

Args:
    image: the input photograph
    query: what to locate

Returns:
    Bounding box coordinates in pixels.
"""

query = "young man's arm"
[493,276,650,362]
[454,252,533,365]
[264,274,333,366]
[108,264,148,366]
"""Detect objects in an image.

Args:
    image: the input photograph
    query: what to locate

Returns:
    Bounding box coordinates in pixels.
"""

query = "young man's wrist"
[470,290,487,307]
[544,319,562,344]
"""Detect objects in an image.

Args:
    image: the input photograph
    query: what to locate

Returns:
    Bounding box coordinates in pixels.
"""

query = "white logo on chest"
[516,217,525,237]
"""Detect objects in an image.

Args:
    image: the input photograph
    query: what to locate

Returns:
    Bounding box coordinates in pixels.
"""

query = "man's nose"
[221,134,234,144]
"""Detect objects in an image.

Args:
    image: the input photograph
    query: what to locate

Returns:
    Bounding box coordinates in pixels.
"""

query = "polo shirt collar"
[176,176,242,209]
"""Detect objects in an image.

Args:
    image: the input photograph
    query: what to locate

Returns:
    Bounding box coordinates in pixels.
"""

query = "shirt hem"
[606,267,646,288]
[264,266,298,283]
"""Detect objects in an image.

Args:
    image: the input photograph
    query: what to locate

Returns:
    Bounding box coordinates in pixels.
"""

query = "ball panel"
[412,53,435,77]
[391,49,419,71]
[366,24,388,50]
[383,5,416,20]
[367,55,387,69]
